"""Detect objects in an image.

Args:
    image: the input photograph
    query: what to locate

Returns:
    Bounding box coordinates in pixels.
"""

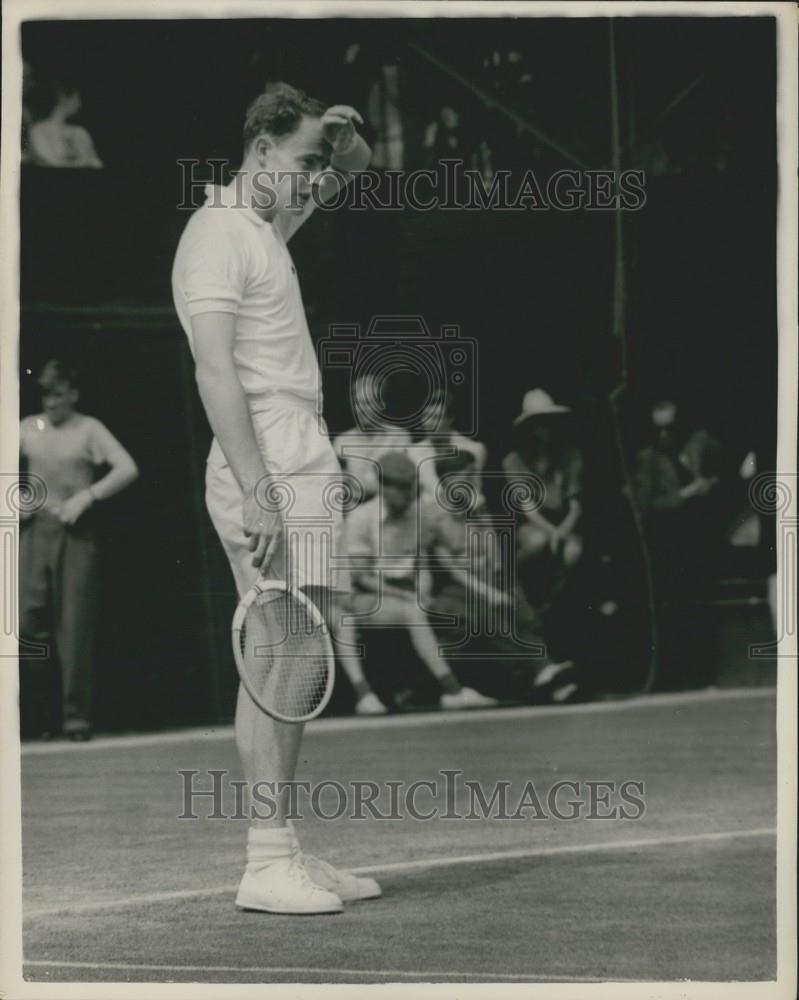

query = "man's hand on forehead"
[321,105,364,155]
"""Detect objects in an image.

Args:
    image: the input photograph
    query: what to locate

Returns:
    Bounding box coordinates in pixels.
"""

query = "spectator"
[333,372,412,503]
[344,452,496,710]
[503,389,584,605]
[633,398,721,516]
[633,397,723,590]
[366,60,405,170]
[632,397,724,688]
[28,79,103,168]
[332,372,415,713]
[729,450,760,548]
[19,361,138,739]
[423,105,463,164]
[429,451,579,703]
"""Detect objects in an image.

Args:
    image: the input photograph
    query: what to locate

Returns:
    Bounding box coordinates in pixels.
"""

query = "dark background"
[18,15,777,728]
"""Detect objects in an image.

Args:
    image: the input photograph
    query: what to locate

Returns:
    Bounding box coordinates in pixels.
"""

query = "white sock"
[246,826,294,870]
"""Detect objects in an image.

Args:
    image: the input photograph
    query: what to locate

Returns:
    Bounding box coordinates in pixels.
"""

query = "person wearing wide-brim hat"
[512,387,572,427]
[503,388,584,586]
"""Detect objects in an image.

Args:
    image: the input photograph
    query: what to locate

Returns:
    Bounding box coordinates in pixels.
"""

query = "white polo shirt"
[171,182,321,408]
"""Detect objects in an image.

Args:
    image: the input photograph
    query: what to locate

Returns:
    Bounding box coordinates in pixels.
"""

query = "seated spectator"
[28,79,103,168]
[344,452,496,710]
[408,388,487,501]
[503,389,584,605]
[429,452,579,703]
[633,397,723,591]
[633,398,721,515]
[333,372,412,503]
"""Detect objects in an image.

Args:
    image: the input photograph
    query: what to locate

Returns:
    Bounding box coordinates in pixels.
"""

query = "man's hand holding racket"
[243,487,283,572]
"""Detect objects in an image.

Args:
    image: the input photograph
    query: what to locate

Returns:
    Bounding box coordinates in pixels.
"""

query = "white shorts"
[205,396,350,598]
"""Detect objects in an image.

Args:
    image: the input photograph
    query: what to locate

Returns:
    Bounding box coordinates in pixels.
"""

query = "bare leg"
[235,682,304,829]
[235,583,346,827]
[306,585,384,709]
[328,598,370,690]
[395,596,462,691]
[333,620,379,694]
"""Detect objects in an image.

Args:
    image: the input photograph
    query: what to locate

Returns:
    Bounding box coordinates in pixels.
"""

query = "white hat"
[513,388,570,425]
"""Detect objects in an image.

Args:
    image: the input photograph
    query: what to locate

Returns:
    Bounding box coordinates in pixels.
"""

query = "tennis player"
[172,83,379,914]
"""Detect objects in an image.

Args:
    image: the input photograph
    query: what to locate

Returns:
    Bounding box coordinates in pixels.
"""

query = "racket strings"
[239,590,330,720]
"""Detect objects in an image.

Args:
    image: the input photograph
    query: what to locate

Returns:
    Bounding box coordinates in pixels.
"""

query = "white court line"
[21,959,642,982]
[20,687,775,756]
[24,826,775,921]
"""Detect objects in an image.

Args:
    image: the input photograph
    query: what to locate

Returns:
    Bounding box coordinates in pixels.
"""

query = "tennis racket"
[232,578,335,723]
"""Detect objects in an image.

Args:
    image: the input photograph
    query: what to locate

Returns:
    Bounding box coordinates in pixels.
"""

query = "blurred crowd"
[329,374,772,716]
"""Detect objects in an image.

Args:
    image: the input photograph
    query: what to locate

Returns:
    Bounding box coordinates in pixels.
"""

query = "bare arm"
[345,508,379,591]
[282,106,372,241]
[433,543,509,605]
[19,423,33,521]
[56,420,138,525]
[80,128,104,169]
[553,451,583,538]
[90,442,137,500]
[679,477,718,501]
[326,133,372,183]
[521,505,560,537]
[192,311,281,571]
[319,104,371,198]
[193,312,266,491]
[554,498,582,539]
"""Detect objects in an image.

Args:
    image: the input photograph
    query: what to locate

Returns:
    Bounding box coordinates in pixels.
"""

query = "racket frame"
[231,578,335,724]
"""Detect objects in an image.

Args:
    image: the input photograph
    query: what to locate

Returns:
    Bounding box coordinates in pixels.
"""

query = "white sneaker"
[440,687,497,710]
[534,660,575,688]
[298,852,382,902]
[552,681,579,704]
[356,692,388,716]
[235,856,343,914]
